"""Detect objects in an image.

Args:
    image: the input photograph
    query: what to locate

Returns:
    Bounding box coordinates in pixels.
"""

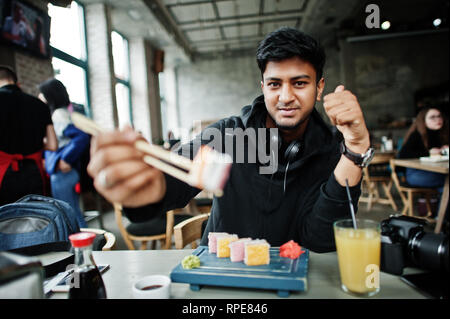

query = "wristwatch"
[340,141,375,168]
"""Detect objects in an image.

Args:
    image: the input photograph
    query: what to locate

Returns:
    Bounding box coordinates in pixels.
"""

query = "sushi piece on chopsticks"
[71,112,232,196]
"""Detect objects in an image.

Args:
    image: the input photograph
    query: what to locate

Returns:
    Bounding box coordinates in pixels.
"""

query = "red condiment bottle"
[68,232,107,299]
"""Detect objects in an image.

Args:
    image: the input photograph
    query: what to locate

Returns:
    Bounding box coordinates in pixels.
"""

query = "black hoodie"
[124,95,361,252]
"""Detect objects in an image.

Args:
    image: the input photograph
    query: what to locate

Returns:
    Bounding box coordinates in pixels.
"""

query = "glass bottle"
[68,232,107,299]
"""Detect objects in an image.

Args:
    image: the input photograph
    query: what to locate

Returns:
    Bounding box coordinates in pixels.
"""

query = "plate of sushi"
[170,233,309,297]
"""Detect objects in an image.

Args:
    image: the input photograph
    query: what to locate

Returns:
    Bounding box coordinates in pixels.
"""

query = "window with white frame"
[48,1,89,115]
[52,57,87,107]
[111,30,132,128]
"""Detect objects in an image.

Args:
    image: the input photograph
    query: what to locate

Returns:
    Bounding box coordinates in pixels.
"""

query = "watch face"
[340,141,374,167]
[361,148,375,167]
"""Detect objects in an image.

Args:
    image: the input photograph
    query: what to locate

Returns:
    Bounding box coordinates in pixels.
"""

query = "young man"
[0,65,57,205]
[87,28,373,252]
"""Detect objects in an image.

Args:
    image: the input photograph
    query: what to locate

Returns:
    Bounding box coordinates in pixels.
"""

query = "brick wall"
[15,52,53,96]
[84,3,117,130]
[161,66,179,138]
[129,38,152,142]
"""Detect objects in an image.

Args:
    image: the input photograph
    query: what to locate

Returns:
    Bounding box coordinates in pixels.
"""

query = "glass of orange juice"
[334,219,381,297]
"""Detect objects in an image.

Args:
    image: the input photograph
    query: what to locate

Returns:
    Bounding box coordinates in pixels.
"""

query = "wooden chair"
[186,190,213,215]
[174,213,210,249]
[113,203,192,250]
[359,152,398,211]
[389,159,438,218]
[80,227,116,251]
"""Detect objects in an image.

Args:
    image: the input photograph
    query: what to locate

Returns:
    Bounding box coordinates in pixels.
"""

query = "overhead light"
[128,9,142,21]
[433,18,442,27]
[381,21,390,30]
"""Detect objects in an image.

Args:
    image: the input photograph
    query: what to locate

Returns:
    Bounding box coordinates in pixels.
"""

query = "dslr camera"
[380,215,449,275]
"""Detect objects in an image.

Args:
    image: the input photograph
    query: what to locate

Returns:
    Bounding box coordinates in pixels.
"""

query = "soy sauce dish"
[132,275,171,299]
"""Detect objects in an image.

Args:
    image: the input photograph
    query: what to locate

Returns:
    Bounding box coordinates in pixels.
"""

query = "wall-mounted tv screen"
[0,0,51,59]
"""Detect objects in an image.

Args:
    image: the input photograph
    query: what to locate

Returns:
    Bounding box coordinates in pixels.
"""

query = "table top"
[51,249,427,299]
[370,152,396,165]
[392,158,449,174]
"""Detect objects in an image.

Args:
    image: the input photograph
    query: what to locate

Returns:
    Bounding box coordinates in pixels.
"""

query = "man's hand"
[323,85,370,153]
[87,127,166,207]
[323,85,371,186]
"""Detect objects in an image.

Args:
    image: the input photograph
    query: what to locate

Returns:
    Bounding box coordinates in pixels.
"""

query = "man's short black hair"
[0,65,18,83]
[256,27,326,82]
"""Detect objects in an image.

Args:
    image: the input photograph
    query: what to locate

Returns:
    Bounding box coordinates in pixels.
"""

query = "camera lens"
[409,231,449,273]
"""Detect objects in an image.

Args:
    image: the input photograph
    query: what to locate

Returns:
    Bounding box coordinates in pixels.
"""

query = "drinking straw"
[345,179,357,229]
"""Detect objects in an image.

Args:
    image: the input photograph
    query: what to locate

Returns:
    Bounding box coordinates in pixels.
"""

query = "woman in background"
[38,78,89,227]
[398,106,448,191]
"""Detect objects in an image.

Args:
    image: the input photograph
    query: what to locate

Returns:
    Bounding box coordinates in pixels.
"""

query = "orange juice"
[334,220,381,296]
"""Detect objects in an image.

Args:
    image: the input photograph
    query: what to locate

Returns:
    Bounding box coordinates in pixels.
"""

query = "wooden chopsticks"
[71,112,225,196]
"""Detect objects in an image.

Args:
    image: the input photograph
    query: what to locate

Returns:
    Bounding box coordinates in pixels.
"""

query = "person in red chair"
[0,65,57,205]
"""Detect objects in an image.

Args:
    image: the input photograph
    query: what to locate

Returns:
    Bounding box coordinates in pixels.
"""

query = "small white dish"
[420,155,449,162]
[132,275,171,299]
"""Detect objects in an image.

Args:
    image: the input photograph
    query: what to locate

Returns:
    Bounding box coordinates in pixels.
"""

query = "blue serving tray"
[170,245,309,297]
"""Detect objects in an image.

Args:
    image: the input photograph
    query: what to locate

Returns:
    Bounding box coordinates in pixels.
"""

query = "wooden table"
[360,151,397,210]
[391,159,449,233]
[372,151,397,164]
[49,250,427,299]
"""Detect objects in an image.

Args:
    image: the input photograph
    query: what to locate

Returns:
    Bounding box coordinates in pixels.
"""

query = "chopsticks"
[71,112,225,196]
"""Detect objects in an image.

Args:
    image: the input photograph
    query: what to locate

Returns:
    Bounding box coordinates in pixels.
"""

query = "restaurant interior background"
[0,0,448,249]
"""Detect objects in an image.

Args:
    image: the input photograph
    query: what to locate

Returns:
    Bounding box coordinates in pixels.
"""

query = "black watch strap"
[340,141,375,168]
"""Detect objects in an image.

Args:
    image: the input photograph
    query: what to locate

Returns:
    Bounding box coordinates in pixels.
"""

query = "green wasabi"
[181,255,201,269]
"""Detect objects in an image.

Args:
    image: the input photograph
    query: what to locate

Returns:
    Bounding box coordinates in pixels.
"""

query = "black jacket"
[0,84,52,155]
[124,95,361,252]
[397,129,444,159]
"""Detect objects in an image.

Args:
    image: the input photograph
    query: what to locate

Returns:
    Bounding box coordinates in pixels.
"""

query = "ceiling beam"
[196,46,257,60]
[192,35,264,47]
[211,0,226,40]
[143,0,194,60]
[166,0,235,7]
[177,9,306,26]
[183,15,300,32]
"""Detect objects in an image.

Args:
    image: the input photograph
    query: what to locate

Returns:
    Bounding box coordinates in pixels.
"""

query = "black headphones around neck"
[284,140,302,163]
[269,132,302,194]
[271,132,302,162]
